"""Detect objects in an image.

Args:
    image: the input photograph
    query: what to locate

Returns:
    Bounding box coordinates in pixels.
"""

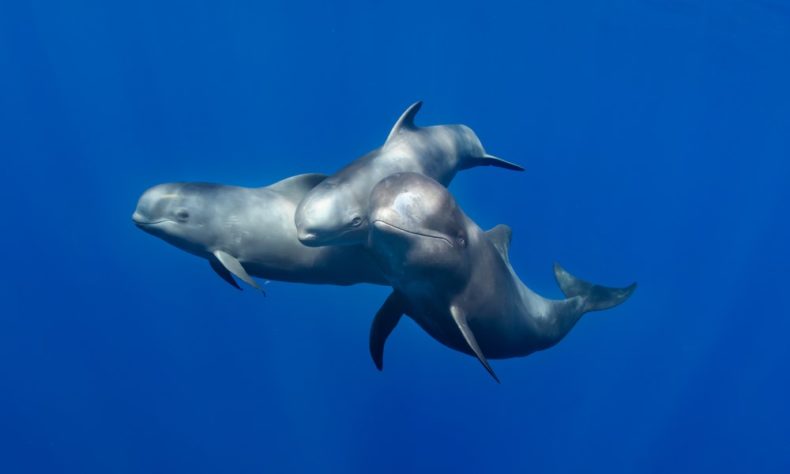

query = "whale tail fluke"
[553,262,636,312]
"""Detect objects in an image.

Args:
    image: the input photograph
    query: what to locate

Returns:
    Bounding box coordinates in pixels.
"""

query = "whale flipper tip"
[369,291,406,372]
[450,306,500,383]
[461,154,525,172]
[213,250,264,293]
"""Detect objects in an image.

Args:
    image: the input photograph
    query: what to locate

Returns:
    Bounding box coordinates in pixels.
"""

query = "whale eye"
[176,209,190,221]
[456,233,467,248]
[350,216,363,227]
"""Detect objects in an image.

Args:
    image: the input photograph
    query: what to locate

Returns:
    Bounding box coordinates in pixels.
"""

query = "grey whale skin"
[132,173,387,290]
[294,101,524,247]
[366,172,636,382]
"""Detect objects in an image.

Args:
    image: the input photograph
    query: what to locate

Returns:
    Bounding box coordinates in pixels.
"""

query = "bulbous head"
[132,182,225,256]
[367,172,471,284]
[294,178,368,247]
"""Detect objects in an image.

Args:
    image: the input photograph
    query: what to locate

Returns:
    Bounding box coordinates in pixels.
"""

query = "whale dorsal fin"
[267,173,327,202]
[385,101,423,144]
[450,305,500,383]
[369,291,407,371]
[485,224,512,264]
[213,250,265,294]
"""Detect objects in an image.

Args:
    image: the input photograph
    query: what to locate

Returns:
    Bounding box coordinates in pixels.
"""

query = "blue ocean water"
[2,0,789,472]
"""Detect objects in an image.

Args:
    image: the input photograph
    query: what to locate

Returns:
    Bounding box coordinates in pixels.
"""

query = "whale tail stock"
[553,262,636,313]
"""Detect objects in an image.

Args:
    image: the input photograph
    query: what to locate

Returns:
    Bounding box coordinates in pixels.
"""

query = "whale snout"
[131,211,154,228]
[132,183,183,229]
[369,217,453,248]
[295,196,342,247]
[297,229,320,246]
[369,206,423,240]
[297,225,366,247]
[371,219,395,233]
[370,219,409,242]
[369,206,400,228]
[132,204,168,227]
[295,202,367,247]
[132,212,170,232]
[370,206,413,240]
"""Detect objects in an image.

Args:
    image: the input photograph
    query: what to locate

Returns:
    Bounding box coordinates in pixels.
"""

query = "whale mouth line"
[371,220,452,247]
[299,222,366,246]
[132,217,171,226]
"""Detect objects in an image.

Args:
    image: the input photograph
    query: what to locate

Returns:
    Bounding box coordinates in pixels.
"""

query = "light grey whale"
[294,101,524,247]
[365,172,636,382]
[132,174,387,290]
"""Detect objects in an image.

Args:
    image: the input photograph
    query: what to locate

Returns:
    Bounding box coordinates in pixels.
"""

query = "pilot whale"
[132,173,387,290]
[365,172,636,382]
[294,101,524,247]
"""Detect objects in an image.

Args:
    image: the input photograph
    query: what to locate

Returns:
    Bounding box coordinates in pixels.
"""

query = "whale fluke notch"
[460,153,525,172]
[450,305,500,383]
[385,101,423,144]
[553,262,636,312]
[267,173,327,201]
[214,250,265,295]
[485,225,512,264]
[369,291,406,371]
[209,257,242,290]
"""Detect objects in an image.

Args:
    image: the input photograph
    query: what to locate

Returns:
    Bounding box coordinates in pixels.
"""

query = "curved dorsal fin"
[485,224,512,264]
[385,101,423,144]
[266,173,327,202]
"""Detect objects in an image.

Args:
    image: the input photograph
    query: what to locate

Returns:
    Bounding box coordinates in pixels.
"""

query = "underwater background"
[2,0,789,472]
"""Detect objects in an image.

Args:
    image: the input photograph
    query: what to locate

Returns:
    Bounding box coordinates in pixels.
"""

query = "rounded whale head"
[294,178,368,247]
[367,172,470,282]
[132,182,224,256]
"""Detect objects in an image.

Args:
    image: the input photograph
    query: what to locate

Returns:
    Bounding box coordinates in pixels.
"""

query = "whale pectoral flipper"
[450,306,500,383]
[369,291,406,371]
[460,154,525,172]
[553,262,636,312]
[209,257,242,290]
[213,250,265,294]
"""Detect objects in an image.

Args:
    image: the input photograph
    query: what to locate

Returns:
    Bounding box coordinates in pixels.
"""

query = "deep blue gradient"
[1,1,789,472]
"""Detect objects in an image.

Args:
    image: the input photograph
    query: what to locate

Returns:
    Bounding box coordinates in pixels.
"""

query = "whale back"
[266,173,327,203]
